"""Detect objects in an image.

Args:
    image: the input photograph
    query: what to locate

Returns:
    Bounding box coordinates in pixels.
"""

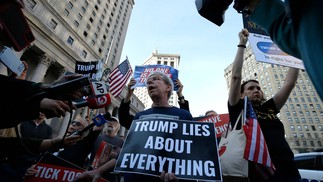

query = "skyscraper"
[224,46,323,153]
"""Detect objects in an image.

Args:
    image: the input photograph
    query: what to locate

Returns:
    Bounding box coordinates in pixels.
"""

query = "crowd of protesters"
[1,0,315,181]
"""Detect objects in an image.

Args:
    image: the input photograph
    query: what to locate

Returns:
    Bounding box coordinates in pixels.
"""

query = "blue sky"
[120,0,244,117]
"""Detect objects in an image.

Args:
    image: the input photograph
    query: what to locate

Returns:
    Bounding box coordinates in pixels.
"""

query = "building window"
[302,141,307,146]
[308,118,313,123]
[92,11,96,16]
[67,36,74,45]
[315,118,320,124]
[49,19,57,29]
[83,31,88,37]
[301,118,306,123]
[290,125,295,131]
[86,24,91,30]
[318,125,323,131]
[295,118,300,123]
[67,1,73,9]
[318,141,322,147]
[293,133,297,138]
[306,111,310,116]
[310,141,314,147]
[299,133,304,138]
[91,40,95,46]
[81,50,87,58]
[74,20,79,27]
[304,125,309,131]
[64,9,69,16]
[295,141,300,146]
[299,111,304,116]
[157,61,161,64]
[288,118,292,124]
[297,125,302,131]
[89,17,93,23]
[84,0,89,7]
[311,125,316,131]
[78,13,83,20]
[26,0,37,9]
[94,33,98,38]
[170,61,174,67]
[307,133,312,138]
[81,6,86,13]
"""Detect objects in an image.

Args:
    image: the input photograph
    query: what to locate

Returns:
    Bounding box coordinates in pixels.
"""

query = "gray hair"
[146,71,174,99]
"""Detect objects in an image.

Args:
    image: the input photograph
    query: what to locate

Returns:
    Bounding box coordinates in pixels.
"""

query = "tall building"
[0,0,144,136]
[224,46,323,153]
[134,50,181,109]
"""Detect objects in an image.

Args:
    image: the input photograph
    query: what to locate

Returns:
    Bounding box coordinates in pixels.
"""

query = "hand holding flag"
[243,96,275,178]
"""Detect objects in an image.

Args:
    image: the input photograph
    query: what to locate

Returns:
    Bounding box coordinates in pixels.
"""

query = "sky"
[120,0,244,117]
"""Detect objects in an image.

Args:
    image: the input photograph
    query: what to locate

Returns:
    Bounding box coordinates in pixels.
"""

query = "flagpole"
[105,36,115,65]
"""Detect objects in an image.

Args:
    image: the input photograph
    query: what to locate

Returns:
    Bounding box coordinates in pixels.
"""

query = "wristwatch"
[178,96,185,101]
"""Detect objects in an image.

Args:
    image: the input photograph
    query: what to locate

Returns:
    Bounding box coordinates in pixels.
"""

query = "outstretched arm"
[228,29,249,106]
[119,78,136,129]
[273,67,299,110]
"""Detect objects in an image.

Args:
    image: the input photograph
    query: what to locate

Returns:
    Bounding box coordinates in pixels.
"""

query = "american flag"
[243,97,275,177]
[108,59,132,97]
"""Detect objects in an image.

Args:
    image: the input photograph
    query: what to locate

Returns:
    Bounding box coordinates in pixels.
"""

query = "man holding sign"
[117,71,207,181]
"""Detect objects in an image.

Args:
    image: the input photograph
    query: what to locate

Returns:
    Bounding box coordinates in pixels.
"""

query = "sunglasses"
[71,121,83,127]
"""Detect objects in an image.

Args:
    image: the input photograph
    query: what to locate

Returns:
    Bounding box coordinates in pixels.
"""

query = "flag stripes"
[243,97,275,171]
[109,59,132,97]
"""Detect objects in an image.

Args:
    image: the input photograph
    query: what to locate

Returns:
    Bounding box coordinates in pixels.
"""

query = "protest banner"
[24,153,107,182]
[115,117,222,181]
[75,60,103,80]
[242,15,305,69]
[132,65,179,91]
[194,113,229,138]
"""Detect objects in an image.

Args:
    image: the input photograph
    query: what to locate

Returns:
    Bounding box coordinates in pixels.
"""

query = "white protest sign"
[248,33,305,69]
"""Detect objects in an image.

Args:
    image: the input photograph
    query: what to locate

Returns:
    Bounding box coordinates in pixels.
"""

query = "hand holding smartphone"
[0,46,25,76]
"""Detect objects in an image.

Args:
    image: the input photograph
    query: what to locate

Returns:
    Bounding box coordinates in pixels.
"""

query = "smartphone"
[0,1,35,51]
[0,46,25,76]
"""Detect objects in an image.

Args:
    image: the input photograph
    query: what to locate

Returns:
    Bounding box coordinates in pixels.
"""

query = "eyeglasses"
[71,121,83,127]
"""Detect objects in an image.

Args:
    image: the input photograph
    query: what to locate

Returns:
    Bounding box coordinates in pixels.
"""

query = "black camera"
[195,0,233,26]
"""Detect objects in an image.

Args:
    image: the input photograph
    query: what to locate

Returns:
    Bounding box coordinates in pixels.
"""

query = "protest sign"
[132,65,179,91]
[91,141,121,169]
[24,153,107,182]
[194,113,229,138]
[115,117,222,181]
[242,15,305,69]
[75,60,103,80]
